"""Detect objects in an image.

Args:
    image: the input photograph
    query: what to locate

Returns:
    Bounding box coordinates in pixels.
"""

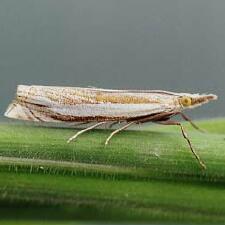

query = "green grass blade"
[0,118,225,224]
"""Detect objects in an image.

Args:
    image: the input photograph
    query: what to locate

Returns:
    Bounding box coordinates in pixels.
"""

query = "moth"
[5,85,217,169]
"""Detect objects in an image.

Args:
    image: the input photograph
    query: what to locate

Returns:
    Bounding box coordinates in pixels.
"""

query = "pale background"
[0,0,224,119]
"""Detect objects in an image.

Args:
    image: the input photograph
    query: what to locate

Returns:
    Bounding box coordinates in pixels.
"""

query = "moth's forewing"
[4,102,58,122]
[5,85,180,122]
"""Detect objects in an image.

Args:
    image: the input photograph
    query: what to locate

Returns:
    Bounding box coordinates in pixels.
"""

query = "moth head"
[178,93,218,109]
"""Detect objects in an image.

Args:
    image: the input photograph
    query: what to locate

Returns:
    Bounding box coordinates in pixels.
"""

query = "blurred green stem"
[0,119,225,224]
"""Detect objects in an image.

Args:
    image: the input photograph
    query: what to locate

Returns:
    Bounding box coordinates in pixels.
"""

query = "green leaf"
[0,119,225,224]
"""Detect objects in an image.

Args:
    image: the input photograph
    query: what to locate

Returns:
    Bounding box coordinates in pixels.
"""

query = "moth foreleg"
[105,121,135,146]
[67,121,107,143]
[156,120,206,170]
[178,112,205,133]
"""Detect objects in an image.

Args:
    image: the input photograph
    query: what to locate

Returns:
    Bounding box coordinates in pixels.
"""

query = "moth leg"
[105,121,135,146]
[108,121,122,129]
[178,112,205,133]
[67,121,107,143]
[157,120,206,170]
[68,121,91,128]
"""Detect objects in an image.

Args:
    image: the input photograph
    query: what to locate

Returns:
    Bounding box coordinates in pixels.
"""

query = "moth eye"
[180,96,192,107]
